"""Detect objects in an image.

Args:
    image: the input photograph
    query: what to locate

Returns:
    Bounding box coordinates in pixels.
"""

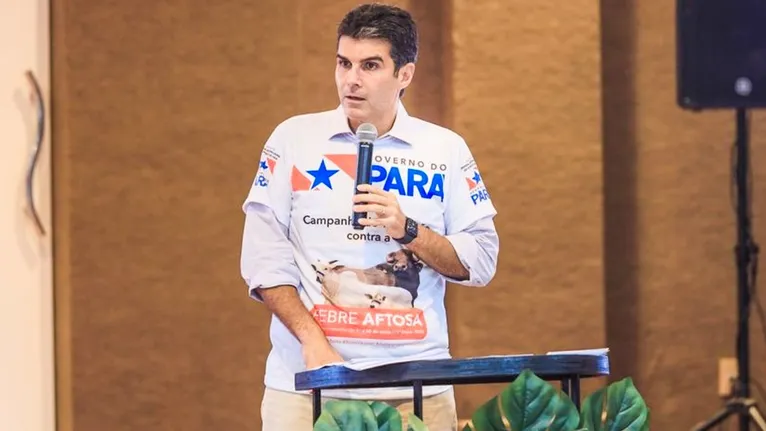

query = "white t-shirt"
[241,102,498,400]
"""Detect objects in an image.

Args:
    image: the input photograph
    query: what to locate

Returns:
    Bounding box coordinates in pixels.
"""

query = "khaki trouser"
[261,386,458,431]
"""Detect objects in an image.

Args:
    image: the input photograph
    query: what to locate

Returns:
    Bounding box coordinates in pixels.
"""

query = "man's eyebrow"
[336,54,385,63]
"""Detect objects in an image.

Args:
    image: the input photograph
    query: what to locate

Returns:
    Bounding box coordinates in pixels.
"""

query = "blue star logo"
[259,160,268,170]
[306,160,339,190]
[472,171,482,184]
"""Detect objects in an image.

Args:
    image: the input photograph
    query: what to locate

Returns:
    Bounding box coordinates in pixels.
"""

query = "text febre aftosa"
[311,305,426,340]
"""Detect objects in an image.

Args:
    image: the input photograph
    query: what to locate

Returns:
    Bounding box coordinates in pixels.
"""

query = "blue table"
[295,353,610,424]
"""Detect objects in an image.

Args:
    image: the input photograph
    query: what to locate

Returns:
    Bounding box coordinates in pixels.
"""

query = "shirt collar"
[329,100,415,145]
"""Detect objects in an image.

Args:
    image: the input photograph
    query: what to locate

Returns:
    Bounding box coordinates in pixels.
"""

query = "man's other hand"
[302,338,344,370]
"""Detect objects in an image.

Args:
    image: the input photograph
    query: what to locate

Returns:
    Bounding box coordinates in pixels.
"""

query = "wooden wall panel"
[602,1,766,428]
[445,0,606,418]
[52,1,444,429]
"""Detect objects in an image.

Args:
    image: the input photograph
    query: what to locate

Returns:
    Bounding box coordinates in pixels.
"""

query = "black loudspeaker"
[677,0,766,110]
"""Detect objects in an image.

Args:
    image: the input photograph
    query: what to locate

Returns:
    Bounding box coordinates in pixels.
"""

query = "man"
[240,4,499,430]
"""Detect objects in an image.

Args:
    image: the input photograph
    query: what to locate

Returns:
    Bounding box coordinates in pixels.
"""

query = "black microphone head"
[356,123,378,144]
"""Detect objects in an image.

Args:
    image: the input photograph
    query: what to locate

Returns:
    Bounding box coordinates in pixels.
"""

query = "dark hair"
[337,3,419,73]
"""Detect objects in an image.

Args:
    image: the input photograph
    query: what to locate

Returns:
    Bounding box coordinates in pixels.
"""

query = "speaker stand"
[693,398,766,431]
[693,108,763,431]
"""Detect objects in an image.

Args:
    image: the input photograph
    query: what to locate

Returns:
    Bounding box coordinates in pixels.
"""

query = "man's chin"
[342,106,368,122]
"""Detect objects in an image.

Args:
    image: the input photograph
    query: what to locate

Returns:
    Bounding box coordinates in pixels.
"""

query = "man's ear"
[398,63,416,89]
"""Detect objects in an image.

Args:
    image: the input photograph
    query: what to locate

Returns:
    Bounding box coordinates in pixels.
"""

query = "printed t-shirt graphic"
[252,147,280,189]
[291,151,444,342]
[461,157,491,206]
[309,248,427,341]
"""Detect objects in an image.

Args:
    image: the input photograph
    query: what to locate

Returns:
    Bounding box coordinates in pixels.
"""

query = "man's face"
[335,36,414,129]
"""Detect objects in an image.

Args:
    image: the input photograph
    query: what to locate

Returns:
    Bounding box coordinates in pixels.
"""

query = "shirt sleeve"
[443,137,499,286]
[241,122,293,225]
[240,122,300,301]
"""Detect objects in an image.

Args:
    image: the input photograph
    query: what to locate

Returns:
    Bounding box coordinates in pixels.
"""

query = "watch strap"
[396,217,418,244]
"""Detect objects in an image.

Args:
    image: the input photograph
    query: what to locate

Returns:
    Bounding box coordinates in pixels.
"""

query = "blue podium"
[295,352,610,424]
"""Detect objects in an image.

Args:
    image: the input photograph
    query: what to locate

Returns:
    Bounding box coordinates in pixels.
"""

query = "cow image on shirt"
[311,249,424,309]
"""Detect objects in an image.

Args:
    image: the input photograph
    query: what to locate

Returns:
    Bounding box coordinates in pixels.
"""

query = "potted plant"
[313,369,650,431]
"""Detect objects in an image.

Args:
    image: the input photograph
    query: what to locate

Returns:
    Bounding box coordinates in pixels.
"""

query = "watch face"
[406,218,418,237]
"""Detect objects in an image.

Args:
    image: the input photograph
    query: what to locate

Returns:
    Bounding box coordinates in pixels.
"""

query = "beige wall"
[0,0,55,430]
[50,1,766,430]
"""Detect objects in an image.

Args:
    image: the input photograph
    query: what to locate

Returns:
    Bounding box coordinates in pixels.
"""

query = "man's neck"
[348,107,397,137]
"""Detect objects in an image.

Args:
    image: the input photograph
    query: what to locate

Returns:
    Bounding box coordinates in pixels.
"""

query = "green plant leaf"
[579,377,650,430]
[406,413,429,431]
[466,369,580,430]
[580,385,607,430]
[313,413,343,431]
[369,400,403,431]
[313,400,379,431]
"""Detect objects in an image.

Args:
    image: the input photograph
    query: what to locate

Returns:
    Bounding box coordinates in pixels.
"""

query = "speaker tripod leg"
[747,404,766,431]
[692,404,737,431]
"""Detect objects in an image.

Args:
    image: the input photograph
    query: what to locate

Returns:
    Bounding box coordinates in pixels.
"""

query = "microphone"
[352,123,378,230]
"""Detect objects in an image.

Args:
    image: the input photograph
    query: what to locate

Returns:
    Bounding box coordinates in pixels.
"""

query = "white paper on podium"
[462,353,535,360]
[545,347,609,356]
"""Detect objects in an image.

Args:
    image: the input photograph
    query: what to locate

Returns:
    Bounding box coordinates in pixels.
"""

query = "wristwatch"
[396,217,419,245]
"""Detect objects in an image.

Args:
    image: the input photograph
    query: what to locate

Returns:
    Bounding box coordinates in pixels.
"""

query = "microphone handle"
[352,141,373,230]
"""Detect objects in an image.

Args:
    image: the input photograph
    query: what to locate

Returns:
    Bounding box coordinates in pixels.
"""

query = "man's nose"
[345,66,362,86]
